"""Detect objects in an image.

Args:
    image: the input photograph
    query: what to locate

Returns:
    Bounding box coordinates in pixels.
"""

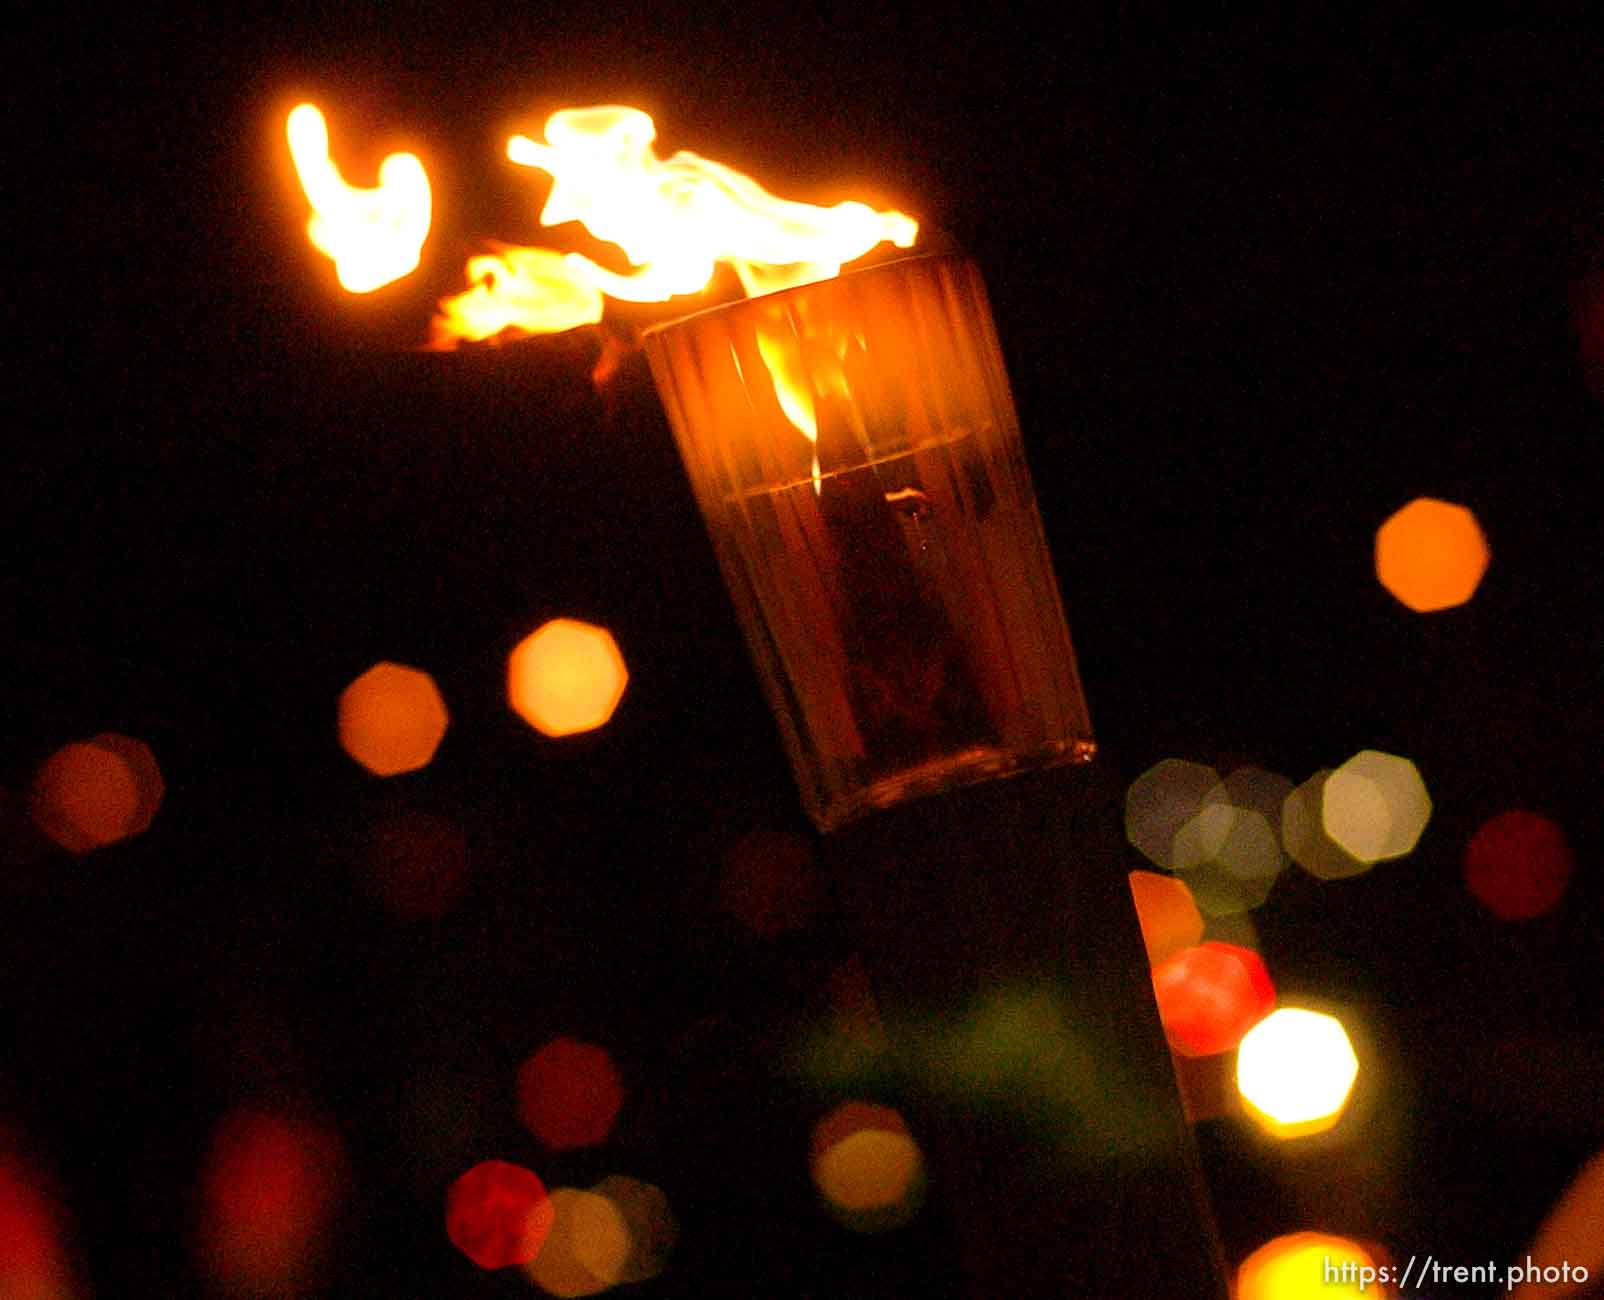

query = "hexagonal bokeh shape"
[507,619,629,738]
[338,661,450,776]
[1283,770,1371,880]
[1323,749,1431,863]
[1375,496,1490,613]
[1236,1007,1359,1139]
[1124,759,1223,871]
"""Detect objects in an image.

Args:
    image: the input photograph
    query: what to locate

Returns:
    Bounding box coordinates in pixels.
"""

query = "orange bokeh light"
[195,1108,345,1292]
[337,661,450,776]
[30,734,162,853]
[1464,809,1576,921]
[1126,870,1204,966]
[516,1038,625,1151]
[1238,1231,1383,1299]
[1151,942,1275,1058]
[446,1159,555,1271]
[1375,496,1490,613]
[507,619,628,738]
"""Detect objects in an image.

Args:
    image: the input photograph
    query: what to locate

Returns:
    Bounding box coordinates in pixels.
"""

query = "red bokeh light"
[0,1144,75,1297]
[1151,942,1276,1058]
[445,1159,555,1271]
[1464,810,1576,921]
[195,1108,345,1292]
[516,1038,625,1151]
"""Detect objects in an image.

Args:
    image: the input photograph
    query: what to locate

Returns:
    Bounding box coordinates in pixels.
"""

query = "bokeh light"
[363,809,471,919]
[517,1038,625,1151]
[1238,1231,1382,1299]
[507,619,628,738]
[592,1175,676,1285]
[1172,802,1284,916]
[1125,758,1223,871]
[1375,496,1491,612]
[337,661,449,776]
[1236,1007,1359,1139]
[1323,750,1431,863]
[1464,810,1576,921]
[195,1108,346,1293]
[719,829,822,936]
[1283,770,1370,880]
[0,1136,80,1300]
[810,1101,925,1233]
[446,1159,555,1271]
[524,1187,630,1297]
[1151,942,1275,1058]
[1127,870,1204,966]
[30,733,162,853]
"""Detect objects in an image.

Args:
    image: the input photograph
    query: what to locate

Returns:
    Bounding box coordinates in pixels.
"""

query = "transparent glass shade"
[644,251,1093,831]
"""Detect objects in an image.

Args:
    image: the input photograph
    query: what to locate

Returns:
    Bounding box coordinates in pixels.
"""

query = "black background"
[8,10,1604,1297]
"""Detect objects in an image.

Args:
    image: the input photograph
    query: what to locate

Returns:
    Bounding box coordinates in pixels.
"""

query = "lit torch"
[284,99,1224,1298]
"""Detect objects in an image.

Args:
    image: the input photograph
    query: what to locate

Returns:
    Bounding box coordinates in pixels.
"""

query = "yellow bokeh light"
[30,737,161,853]
[1236,1008,1359,1139]
[1322,750,1431,864]
[1375,496,1490,613]
[810,1102,924,1233]
[1238,1231,1383,1299]
[337,661,450,776]
[1125,759,1224,871]
[507,619,629,738]
[1283,771,1370,880]
[524,1188,629,1298]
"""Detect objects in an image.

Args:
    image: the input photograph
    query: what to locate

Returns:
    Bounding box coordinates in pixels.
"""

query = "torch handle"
[829,760,1230,1300]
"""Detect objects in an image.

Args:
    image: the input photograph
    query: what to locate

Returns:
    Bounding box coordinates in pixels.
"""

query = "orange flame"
[286,103,432,293]
[432,105,917,345]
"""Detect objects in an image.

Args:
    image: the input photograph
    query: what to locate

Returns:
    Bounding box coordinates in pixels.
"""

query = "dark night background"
[7,10,1604,1297]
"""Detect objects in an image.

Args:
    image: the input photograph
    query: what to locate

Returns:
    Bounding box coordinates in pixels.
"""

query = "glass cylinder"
[644,251,1093,831]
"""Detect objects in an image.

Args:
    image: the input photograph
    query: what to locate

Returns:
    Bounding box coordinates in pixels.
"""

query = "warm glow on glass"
[195,1108,346,1292]
[810,1102,924,1232]
[431,106,917,346]
[1236,1008,1359,1139]
[1323,749,1431,863]
[30,736,159,853]
[285,103,431,294]
[1238,1231,1382,1299]
[1127,870,1204,966]
[645,251,1094,830]
[1125,759,1224,872]
[524,1188,630,1297]
[1375,496,1490,613]
[507,619,628,738]
[337,661,450,776]
[1464,809,1576,921]
[516,1038,625,1150]
[445,1159,555,1271]
[1150,942,1275,1058]
[592,1175,676,1285]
